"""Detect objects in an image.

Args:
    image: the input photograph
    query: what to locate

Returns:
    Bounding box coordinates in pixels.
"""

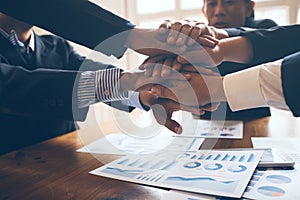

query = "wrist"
[212,26,229,39]
[209,76,227,103]
[139,91,158,109]
[219,37,253,63]
[119,72,136,92]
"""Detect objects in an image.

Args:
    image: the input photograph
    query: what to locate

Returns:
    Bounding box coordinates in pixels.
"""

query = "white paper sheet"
[251,137,300,164]
[77,132,203,155]
[243,137,300,199]
[90,150,263,198]
[178,120,243,139]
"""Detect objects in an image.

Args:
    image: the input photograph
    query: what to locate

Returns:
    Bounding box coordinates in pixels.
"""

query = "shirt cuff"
[122,91,149,111]
[77,71,97,108]
[223,66,267,111]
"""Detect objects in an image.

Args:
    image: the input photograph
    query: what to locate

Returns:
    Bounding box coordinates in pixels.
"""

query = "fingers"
[180,104,206,115]
[158,20,171,33]
[151,85,177,102]
[175,23,192,46]
[161,58,172,77]
[139,55,165,70]
[177,49,218,67]
[140,56,186,79]
[187,23,203,46]
[183,65,220,76]
[196,35,219,48]
[151,102,182,134]
[172,59,182,72]
[163,117,183,134]
[201,103,220,112]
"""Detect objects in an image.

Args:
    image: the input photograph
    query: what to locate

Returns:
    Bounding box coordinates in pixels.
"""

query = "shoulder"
[35,34,74,52]
[36,34,71,47]
[246,18,278,29]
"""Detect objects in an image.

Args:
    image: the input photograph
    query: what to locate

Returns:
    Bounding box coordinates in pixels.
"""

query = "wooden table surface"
[1,112,300,200]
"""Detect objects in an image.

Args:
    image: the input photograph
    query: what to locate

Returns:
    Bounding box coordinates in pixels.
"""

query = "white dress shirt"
[223,59,290,112]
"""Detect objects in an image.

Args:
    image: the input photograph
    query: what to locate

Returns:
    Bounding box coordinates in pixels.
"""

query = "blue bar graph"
[206,155,213,160]
[214,154,222,160]
[117,158,129,165]
[162,161,177,170]
[139,161,151,168]
[239,155,245,162]
[247,154,254,162]
[230,155,237,161]
[150,160,165,169]
[128,159,140,167]
[198,154,205,160]
[222,154,230,161]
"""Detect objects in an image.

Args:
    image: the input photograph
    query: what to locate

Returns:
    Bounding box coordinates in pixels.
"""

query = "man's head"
[202,0,255,28]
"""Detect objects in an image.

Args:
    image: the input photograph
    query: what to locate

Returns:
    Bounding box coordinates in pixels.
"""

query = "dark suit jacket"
[0,1,136,153]
[0,0,134,58]
[0,33,133,154]
[241,25,300,117]
[201,19,277,121]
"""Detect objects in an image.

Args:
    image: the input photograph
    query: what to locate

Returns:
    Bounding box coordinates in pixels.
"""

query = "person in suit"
[0,13,200,154]
[200,0,277,120]
[0,0,215,145]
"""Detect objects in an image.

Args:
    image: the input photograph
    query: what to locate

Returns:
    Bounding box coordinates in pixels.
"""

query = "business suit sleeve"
[0,0,135,57]
[0,60,88,121]
[242,25,300,65]
[63,40,135,113]
[281,51,300,117]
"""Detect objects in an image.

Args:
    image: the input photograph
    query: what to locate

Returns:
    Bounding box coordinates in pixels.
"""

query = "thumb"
[151,103,182,134]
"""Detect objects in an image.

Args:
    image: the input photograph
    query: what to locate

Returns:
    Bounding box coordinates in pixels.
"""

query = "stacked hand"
[124,20,229,133]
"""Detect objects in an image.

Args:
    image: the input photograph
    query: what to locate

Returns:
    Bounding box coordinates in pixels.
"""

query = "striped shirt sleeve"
[77,68,128,108]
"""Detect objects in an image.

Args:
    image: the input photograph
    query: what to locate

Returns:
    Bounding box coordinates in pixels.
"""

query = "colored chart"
[257,186,285,197]
[204,163,223,171]
[228,165,247,173]
[184,162,201,169]
[91,150,263,199]
[266,175,292,184]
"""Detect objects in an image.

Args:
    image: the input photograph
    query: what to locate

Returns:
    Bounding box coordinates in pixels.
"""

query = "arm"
[0,0,134,57]
[0,0,186,59]
[149,57,291,114]
[281,51,300,116]
[0,61,88,121]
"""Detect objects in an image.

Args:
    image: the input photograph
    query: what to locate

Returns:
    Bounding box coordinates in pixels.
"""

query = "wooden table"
[1,112,300,199]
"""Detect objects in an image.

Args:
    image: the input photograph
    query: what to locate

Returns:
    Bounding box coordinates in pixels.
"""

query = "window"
[129,0,300,27]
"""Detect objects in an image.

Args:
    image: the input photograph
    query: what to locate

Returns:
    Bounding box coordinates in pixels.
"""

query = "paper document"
[243,137,300,199]
[178,120,243,139]
[90,150,263,198]
[77,132,203,155]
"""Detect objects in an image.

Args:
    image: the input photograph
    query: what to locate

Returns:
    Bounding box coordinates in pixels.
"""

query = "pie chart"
[266,175,292,184]
[257,186,285,197]
[204,163,223,171]
[228,165,247,173]
[184,161,201,169]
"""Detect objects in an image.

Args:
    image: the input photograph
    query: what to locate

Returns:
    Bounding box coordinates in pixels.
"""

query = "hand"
[139,56,219,78]
[177,42,224,67]
[139,92,205,134]
[159,20,228,47]
[139,56,181,78]
[119,71,191,92]
[150,72,226,107]
[126,28,186,57]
